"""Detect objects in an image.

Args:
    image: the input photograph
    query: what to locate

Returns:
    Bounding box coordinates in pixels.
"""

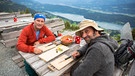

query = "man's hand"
[71,51,80,59]
[34,41,40,45]
[34,48,42,54]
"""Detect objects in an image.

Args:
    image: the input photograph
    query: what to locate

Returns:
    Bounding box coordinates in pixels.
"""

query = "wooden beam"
[1,38,18,47]
[51,25,65,32]
[46,20,64,28]
[0,21,30,28]
[1,30,22,40]
[12,54,24,63]
[2,24,27,33]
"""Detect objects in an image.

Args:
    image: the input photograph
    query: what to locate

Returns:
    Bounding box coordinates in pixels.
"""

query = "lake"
[48,11,123,30]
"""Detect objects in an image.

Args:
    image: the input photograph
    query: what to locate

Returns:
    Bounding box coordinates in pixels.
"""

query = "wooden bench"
[0,18,65,47]
[0,13,32,25]
[0,17,65,68]
[0,12,31,21]
[45,18,65,34]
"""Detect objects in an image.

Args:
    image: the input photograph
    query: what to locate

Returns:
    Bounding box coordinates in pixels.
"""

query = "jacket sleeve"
[16,29,35,53]
[77,44,89,56]
[38,27,55,43]
[72,46,104,76]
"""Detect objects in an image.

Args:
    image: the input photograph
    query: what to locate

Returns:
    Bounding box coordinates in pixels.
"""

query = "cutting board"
[39,44,69,62]
[49,55,74,70]
[37,43,56,52]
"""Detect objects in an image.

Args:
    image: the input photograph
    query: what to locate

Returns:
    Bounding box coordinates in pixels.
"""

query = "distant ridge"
[11,0,135,28]
[0,0,36,14]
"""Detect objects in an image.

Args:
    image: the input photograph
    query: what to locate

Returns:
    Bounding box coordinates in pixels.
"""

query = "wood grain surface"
[37,43,56,52]
[50,54,73,70]
[39,44,69,62]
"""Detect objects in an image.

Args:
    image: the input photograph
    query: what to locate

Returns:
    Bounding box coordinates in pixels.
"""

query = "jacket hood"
[89,33,118,53]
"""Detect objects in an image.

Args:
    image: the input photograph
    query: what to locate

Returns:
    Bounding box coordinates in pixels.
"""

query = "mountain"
[0,0,36,13]
[12,0,135,15]
[34,0,135,5]
[11,0,135,28]
[0,0,57,19]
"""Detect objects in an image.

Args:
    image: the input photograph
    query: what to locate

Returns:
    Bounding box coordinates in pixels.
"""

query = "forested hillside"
[11,0,135,28]
[0,0,36,13]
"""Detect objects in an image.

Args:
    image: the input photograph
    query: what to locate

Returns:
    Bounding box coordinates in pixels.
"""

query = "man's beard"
[84,36,91,43]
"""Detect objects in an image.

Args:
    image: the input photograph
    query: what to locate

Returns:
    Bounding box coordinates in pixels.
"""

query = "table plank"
[19,51,35,59]
[18,41,81,76]
[43,59,80,76]
[31,60,46,70]
[26,55,40,64]
[36,64,50,76]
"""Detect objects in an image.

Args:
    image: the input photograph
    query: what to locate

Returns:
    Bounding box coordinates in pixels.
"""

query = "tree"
[132,28,135,40]
[112,34,120,41]
[64,21,71,30]
[64,21,79,31]
[71,22,79,30]
[25,8,30,14]
[20,10,25,14]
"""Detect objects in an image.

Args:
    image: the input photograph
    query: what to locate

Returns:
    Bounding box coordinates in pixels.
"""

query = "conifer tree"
[25,8,30,14]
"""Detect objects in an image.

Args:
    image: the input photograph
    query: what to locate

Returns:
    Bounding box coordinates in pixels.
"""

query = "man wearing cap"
[17,13,55,76]
[17,13,55,54]
[71,19,118,76]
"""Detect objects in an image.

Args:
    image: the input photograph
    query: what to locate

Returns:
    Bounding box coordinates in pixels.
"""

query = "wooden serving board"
[37,43,56,52]
[39,44,69,62]
[49,55,74,70]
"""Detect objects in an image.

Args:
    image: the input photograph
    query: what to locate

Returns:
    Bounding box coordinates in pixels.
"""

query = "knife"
[59,55,72,63]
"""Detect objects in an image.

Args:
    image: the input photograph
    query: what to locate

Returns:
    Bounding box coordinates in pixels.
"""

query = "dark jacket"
[72,33,118,76]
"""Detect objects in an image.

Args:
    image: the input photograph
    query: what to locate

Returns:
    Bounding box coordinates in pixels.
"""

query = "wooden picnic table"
[18,38,82,76]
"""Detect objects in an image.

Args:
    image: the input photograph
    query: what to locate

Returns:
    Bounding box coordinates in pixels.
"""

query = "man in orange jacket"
[16,13,55,76]
[17,13,55,54]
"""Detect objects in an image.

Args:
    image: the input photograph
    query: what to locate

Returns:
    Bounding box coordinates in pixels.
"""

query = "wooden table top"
[19,41,81,76]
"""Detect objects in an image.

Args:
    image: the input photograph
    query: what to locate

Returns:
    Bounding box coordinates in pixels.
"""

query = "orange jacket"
[17,22,55,53]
